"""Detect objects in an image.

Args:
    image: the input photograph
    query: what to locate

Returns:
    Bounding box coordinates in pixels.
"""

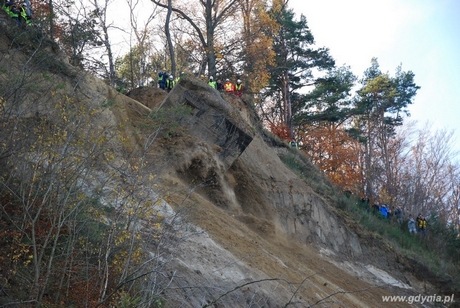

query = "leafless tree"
[394,123,458,219]
[125,0,160,86]
[151,0,240,77]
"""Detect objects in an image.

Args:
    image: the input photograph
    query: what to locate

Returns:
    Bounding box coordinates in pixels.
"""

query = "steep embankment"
[122,81,450,307]
[0,15,454,306]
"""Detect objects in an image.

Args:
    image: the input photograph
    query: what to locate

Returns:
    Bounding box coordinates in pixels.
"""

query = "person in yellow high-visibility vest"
[234,79,244,97]
[2,0,31,26]
[166,75,175,92]
[208,76,217,89]
[19,3,31,26]
[175,71,184,83]
[2,0,20,24]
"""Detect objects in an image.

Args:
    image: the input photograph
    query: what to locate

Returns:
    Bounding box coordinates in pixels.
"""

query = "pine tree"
[262,1,334,138]
[353,58,420,199]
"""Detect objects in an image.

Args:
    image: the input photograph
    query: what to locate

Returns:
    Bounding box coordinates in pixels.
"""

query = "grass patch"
[279,149,335,197]
[343,195,460,291]
[278,145,460,291]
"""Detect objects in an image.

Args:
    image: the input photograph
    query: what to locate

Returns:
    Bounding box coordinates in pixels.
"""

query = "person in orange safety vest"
[223,78,234,93]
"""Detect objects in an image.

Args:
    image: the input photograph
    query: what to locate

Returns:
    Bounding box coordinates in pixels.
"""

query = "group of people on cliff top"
[158,70,244,97]
[1,0,33,27]
[210,77,244,97]
[158,70,184,93]
[200,74,244,97]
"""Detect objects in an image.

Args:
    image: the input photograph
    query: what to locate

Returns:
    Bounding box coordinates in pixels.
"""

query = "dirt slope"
[124,84,452,308]
[1,16,455,306]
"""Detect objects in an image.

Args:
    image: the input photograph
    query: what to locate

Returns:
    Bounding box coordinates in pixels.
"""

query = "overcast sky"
[290,0,460,149]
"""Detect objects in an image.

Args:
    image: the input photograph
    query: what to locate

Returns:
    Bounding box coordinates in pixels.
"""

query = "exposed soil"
[2,19,457,305]
[125,86,457,307]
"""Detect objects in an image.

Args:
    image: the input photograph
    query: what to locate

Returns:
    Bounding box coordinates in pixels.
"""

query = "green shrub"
[341,195,460,290]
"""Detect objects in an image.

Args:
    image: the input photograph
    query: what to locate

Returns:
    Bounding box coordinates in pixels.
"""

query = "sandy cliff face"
[124,81,443,307]
[230,136,363,257]
[0,21,449,305]
[143,79,363,258]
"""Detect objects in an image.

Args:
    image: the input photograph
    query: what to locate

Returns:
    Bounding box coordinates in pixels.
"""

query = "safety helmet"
[169,75,174,79]
[210,76,214,80]
[237,79,241,84]
[225,78,229,82]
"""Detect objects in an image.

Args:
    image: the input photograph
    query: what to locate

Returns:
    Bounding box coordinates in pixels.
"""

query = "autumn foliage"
[269,122,292,141]
[298,124,363,193]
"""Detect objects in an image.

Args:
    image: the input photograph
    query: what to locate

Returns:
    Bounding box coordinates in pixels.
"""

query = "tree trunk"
[165,0,176,76]
[48,0,54,39]
[205,0,215,76]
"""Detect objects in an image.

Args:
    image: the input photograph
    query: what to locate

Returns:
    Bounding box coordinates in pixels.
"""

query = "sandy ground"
[125,86,446,307]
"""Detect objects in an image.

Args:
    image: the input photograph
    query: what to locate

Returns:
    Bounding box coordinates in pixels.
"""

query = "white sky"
[290,0,460,148]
